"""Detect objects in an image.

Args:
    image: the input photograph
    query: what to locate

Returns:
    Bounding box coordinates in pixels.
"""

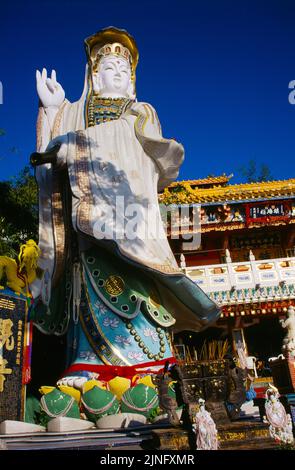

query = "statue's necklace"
[87,96,133,127]
[124,321,171,362]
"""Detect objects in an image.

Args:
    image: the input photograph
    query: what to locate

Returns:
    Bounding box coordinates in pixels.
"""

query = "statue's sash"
[82,249,175,328]
[79,265,174,367]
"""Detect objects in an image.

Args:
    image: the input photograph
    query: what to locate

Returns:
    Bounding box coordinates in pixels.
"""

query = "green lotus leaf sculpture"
[40,388,80,424]
[81,386,120,422]
[121,384,159,418]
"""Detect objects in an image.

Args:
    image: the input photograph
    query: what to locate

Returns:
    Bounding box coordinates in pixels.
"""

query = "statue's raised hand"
[36,68,65,108]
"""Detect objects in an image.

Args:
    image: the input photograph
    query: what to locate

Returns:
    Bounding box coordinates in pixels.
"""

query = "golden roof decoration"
[159,178,295,205]
[168,174,233,188]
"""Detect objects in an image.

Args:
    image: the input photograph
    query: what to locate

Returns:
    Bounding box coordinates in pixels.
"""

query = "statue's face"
[95,55,132,97]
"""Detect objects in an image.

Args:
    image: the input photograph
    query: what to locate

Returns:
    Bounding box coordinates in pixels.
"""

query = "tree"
[0,129,38,255]
[239,159,273,183]
[0,166,38,256]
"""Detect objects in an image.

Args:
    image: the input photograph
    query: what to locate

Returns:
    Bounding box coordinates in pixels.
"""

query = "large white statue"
[32,27,219,381]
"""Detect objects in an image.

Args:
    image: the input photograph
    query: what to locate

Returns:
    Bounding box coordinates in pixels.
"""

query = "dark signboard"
[0,291,28,422]
[247,202,289,222]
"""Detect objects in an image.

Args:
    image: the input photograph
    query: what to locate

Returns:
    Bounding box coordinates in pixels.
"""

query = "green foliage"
[25,395,42,424]
[10,166,38,212]
[0,217,19,258]
[0,166,38,256]
[35,409,51,427]
[277,441,295,450]
[148,406,162,422]
[239,159,273,183]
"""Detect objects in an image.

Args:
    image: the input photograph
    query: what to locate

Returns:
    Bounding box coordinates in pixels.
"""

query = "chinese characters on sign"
[249,203,285,219]
[0,318,14,392]
[0,293,27,421]
[16,320,23,366]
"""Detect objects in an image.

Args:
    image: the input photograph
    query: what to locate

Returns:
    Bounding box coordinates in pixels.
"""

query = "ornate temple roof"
[160,177,295,205]
[169,174,233,188]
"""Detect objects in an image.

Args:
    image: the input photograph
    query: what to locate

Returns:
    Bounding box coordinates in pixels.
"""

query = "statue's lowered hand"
[36,68,65,108]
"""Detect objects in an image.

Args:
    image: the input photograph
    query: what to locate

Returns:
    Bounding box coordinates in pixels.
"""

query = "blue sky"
[0,0,295,182]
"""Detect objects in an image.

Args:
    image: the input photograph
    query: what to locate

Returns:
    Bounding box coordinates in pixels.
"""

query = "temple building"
[160,175,295,362]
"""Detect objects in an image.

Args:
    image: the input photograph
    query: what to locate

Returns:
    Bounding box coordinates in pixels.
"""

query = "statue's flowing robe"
[32,69,220,369]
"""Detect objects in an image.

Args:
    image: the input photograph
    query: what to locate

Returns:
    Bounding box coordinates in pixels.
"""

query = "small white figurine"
[280,306,295,358]
[264,385,294,445]
[193,398,219,450]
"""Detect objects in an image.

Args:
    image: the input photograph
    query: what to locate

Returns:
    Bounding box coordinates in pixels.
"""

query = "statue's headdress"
[84,26,139,84]
[265,384,279,400]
